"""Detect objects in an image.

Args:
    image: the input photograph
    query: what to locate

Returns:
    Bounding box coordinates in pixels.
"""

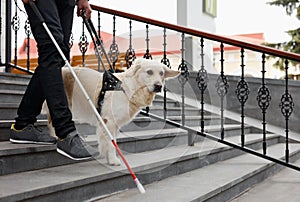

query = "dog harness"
[97,70,123,114]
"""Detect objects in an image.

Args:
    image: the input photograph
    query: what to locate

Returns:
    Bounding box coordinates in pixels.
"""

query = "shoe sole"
[56,148,93,161]
[10,138,56,145]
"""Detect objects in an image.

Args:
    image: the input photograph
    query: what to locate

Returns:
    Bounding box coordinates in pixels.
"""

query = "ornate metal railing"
[1,2,300,171]
[89,5,300,172]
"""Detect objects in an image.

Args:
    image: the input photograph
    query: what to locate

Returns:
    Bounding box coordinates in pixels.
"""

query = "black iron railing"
[89,4,300,171]
[1,2,300,172]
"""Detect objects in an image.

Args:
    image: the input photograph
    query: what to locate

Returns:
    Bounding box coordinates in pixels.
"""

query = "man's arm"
[22,0,92,20]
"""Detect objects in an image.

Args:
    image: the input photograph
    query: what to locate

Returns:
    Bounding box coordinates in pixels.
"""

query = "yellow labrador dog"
[47,58,180,165]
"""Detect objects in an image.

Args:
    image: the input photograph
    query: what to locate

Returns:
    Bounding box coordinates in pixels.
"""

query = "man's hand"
[77,0,92,19]
[22,0,35,4]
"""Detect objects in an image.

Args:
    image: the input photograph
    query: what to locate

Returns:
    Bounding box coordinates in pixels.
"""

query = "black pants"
[15,0,77,138]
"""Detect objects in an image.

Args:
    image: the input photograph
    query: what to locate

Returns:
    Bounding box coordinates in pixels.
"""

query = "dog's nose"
[153,84,162,92]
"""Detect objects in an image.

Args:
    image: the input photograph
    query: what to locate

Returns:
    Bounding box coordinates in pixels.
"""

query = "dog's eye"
[147,70,153,75]
[159,71,164,76]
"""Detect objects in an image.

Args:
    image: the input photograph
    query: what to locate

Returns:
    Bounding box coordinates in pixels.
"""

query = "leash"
[28,0,145,194]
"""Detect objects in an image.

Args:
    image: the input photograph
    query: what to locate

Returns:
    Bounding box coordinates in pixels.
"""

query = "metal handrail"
[91,4,300,62]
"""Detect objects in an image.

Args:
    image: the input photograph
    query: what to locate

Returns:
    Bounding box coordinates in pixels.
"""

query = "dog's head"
[125,58,180,93]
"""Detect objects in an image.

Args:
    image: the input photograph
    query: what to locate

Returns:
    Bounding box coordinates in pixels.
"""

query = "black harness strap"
[97,70,123,114]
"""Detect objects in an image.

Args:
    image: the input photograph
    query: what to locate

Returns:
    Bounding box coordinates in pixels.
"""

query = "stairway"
[0,72,300,202]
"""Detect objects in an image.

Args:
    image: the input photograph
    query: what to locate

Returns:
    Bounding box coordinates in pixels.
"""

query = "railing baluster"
[216,43,229,140]
[0,1,2,64]
[12,5,20,67]
[143,24,152,60]
[143,24,152,114]
[5,0,12,72]
[125,19,136,69]
[98,11,101,39]
[235,48,250,147]
[280,59,294,163]
[108,15,119,70]
[257,53,271,155]
[196,37,208,134]
[79,21,88,67]
[161,28,171,120]
[177,33,190,144]
[24,19,31,71]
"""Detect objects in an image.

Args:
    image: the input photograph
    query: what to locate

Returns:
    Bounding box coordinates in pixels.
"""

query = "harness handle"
[81,12,115,73]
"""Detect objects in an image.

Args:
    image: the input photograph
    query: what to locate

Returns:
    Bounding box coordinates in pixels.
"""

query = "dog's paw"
[108,157,121,166]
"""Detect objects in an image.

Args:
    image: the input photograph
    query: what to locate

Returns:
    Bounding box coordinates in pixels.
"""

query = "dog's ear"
[163,65,180,79]
[125,59,142,77]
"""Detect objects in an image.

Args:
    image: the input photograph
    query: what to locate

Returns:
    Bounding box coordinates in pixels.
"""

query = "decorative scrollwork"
[69,32,74,49]
[12,15,20,31]
[79,34,88,54]
[108,16,120,64]
[24,19,31,37]
[178,60,189,85]
[280,93,294,118]
[196,68,208,92]
[178,32,188,85]
[161,57,171,67]
[109,43,120,63]
[161,28,171,68]
[143,50,152,59]
[257,86,271,111]
[236,79,250,104]
[125,48,136,68]
[216,75,229,97]
[197,37,208,92]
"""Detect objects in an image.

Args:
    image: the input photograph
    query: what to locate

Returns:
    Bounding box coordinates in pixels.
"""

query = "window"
[203,0,217,17]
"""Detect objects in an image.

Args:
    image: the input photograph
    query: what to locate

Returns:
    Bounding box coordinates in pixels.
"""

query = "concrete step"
[1,105,211,124]
[152,98,180,107]
[0,124,260,176]
[0,72,31,83]
[94,142,300,202]
[0,103,19,120]
[197,124,254,138]
[0,79,28,91]
[144,106,210,117]
[0,103,48,121]
[98,124,254,154]
[231,158,300,202]
[0,134,284,202]
[121,115,233,132]
[0,89,24,103]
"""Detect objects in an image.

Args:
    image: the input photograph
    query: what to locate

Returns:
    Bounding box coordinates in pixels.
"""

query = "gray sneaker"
[57,131,99,161]
[10,124,57,145]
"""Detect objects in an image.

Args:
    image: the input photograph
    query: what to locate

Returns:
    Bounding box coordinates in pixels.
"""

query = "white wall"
[177,0,217,73]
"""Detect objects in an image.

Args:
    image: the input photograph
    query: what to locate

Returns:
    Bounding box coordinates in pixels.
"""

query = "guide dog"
[47,58,180,165]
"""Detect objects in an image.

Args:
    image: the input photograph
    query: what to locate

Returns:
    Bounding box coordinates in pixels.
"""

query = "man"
[10,0,97,161]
